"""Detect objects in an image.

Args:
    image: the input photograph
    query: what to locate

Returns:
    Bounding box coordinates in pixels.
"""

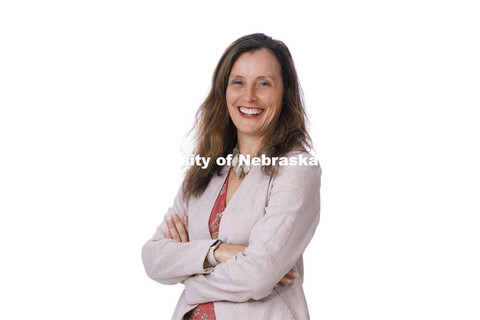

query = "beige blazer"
[142,152,321,320]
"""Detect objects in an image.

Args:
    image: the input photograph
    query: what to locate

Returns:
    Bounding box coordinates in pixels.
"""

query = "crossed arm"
[165,213,299,288]
[143,160,321,303]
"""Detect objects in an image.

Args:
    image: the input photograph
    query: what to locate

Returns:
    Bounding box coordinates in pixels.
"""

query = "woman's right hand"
[274,269,299,289]
[165,215,298,289]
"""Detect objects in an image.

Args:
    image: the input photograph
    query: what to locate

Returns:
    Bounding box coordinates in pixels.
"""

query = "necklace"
[231,145,260,179]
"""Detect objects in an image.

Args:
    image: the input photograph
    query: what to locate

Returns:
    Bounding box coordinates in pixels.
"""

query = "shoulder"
[268,151,321,191]
[275,150,321,176]
[265,151,321,212]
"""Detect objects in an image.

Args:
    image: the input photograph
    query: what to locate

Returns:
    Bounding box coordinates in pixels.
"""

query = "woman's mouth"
[238,106,264,118]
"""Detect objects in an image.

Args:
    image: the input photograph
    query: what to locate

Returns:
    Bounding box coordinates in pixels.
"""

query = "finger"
[287,269,299,278]
[165,230,172,239]
[183,216,189,232]
[167,219,181,242]
[274,276,292,288]
[173,214,189,242]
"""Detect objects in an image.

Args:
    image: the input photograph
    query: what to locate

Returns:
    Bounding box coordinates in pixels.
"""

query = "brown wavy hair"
[182,33,312,200]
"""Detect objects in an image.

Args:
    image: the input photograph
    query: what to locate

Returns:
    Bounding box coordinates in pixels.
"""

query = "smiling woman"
[226,49,284,146]
[142,33,321,320]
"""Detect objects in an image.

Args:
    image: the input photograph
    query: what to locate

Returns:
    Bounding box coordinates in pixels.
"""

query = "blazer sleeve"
[141,186,217,285]
[183,157,321,303]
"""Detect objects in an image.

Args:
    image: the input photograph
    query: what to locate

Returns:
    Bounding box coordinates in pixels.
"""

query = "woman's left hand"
[165,214,298,289]
[165,213,189,242]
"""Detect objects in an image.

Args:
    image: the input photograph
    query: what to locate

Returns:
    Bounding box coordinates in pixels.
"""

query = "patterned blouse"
[184,172,229,320]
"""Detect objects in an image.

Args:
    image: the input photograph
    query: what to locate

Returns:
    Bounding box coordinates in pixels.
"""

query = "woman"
[142,33,321,320]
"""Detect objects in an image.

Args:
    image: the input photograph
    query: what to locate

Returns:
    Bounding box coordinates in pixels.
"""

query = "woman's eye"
[259,81,271,87]
[231,80,243,85]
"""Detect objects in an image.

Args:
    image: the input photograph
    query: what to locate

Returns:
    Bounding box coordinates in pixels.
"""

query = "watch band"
[207,239,222,267]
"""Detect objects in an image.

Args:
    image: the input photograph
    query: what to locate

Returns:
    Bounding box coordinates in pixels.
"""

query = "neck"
[237,133,263,155]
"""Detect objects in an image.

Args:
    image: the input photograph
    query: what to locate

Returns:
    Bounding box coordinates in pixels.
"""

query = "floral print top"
[184,173,229,320]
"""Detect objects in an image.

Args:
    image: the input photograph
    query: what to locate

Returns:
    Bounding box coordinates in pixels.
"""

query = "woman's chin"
[236,127,263,138]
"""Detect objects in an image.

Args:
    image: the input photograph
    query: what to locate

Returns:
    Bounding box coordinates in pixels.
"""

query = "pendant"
[231,145,259,179]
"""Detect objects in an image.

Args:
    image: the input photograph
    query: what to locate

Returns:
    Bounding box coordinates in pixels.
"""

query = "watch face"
[211,240,221,248]
[208,240,222,267]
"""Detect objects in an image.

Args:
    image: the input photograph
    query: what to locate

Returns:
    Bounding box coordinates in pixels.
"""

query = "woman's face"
[226,49,284,142]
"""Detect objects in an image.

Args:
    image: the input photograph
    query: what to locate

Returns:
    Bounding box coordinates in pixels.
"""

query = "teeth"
[239,107,263,115]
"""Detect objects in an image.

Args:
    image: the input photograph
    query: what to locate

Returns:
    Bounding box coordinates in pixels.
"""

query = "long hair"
[182,33,312,200]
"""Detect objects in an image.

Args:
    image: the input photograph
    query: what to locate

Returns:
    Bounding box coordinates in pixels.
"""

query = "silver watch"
[207,239,222,267]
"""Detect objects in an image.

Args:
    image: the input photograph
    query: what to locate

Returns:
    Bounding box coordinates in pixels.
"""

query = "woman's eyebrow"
[229,74,275,79]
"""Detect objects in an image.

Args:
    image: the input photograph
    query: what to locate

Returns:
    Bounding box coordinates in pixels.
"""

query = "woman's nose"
[244,85,258,102]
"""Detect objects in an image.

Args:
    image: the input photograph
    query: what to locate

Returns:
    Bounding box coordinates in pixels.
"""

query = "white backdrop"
[1,1,479,319]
